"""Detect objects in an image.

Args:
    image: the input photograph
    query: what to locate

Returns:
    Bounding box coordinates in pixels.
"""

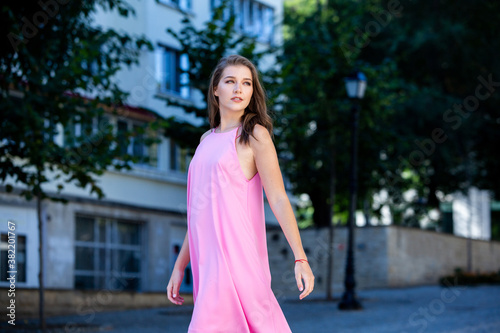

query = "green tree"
[368,0,500,226]
[280,0,500,231]
[0,1,152,330]
[278,0,402,228]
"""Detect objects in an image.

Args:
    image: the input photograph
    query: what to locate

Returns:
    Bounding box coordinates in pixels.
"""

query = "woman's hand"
[166,269,185,305]
[295,261,314,300]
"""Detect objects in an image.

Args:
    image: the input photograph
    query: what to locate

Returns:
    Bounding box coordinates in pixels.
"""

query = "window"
[170,140,191,172]
[64,114,111,147]
[117,119,129,156]
[133,124,159,167]
[166,49,180,93]
[158,0,191,11]
[211,0,274,44]
[132,124,145,158]
[172,244,193,292]
[74,216,143,291]
[155,46,190,99]
[1,233,26,283]
[117,119,158,168]
[261,6,274,43]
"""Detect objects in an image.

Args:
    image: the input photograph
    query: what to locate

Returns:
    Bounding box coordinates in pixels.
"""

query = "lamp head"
[344,71,367,99]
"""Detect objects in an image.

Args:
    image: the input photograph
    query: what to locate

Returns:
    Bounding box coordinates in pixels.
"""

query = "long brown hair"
[207,54,273,145]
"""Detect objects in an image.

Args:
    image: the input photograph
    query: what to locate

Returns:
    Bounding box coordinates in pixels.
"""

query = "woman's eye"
[226,80,234,84]
[244,82,251,86]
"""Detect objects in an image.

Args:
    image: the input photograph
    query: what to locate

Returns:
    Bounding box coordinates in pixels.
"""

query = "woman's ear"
[214,87,218,97]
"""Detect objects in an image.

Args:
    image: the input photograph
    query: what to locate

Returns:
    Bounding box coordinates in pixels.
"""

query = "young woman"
[166,54,314,332]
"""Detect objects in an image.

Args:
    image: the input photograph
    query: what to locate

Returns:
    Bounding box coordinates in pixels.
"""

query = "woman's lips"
[231,97,243,103]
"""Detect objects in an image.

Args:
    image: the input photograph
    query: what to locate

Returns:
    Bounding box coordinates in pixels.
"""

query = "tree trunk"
[427,171,440,209]
[310,190,330,228]
[37,195,46,332]
[363,198,371,226]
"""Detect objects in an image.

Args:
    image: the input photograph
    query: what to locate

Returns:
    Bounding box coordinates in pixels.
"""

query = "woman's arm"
[250,124,314,300]
[167,130,208,305]
[167,231,190,305]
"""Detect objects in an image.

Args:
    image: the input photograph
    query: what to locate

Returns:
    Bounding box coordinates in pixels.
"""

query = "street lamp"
[344,71,367,99]
[338,71,366,310]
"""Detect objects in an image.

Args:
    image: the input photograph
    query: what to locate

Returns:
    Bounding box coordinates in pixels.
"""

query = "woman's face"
[214,65,253,115]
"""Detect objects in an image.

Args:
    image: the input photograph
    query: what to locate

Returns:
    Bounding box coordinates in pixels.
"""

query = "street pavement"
[45,284,500,333]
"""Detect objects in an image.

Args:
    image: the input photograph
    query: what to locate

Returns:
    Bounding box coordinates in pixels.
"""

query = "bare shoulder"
[249,124,273,149]
[200,128,212,143]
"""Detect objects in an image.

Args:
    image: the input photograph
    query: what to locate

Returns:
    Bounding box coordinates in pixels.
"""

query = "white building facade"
[0,0,284,294]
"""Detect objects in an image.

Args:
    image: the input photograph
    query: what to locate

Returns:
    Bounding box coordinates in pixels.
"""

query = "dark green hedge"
[439,268,500,286]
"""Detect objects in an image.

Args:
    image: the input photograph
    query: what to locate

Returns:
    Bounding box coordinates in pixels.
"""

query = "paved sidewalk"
[46,285,500,332]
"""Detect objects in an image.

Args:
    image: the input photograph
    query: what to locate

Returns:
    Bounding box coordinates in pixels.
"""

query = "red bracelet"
[295,259,308,264]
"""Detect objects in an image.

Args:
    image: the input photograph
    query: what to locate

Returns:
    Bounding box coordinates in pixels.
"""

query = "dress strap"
[235,125,242,140]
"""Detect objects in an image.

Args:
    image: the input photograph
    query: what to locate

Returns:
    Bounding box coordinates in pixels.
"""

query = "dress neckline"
[213,124,241,134]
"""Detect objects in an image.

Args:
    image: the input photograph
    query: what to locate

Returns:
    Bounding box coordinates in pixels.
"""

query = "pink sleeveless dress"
[186,125,292,333]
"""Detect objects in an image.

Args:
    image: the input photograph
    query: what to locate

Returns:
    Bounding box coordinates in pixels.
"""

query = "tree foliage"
[279,0,500,228]
[372,0,500,205]
[0,1,152,201]
[278,0,402,227]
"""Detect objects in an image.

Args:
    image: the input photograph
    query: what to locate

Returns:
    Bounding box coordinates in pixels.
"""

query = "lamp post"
[338,71,366,310]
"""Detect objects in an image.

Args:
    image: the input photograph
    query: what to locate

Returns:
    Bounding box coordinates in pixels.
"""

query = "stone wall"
[386,226,500,287]
[266,225,500,300]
